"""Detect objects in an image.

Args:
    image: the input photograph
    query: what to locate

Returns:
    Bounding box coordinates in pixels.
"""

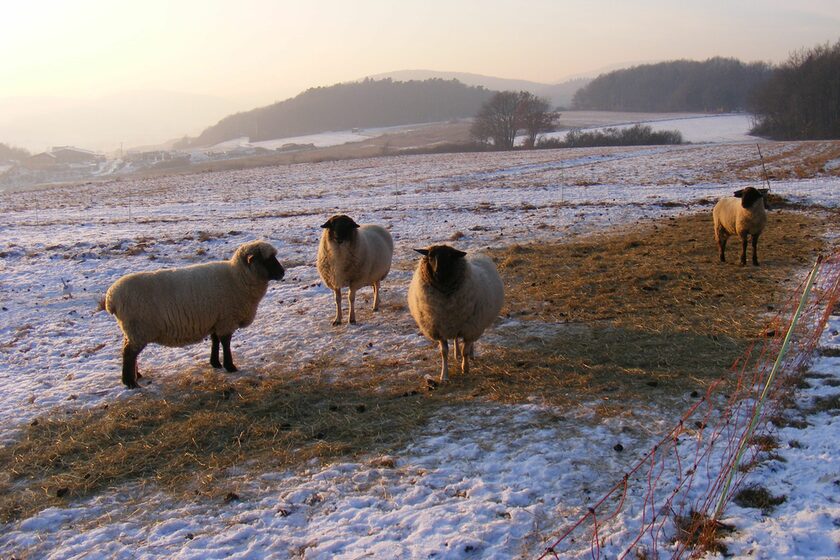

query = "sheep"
[408,244,504,383]
[104,240,285,388]
[317,214,394,325]
[713,187,770,266]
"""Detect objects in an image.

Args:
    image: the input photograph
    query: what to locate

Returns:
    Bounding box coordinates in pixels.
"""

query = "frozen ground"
[1,140,839,558]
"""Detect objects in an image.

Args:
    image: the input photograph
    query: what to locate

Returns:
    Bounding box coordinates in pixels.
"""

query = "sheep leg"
[210,333,223,369]
[438,339,449,382]
[716,232,727,262]
[372,280,381,311]
[740,233,749,266]
[220,334,237,373]
[348,287,357,324]
[454,338,461,362]
[461,340,474,375]
[121,339,144,389]
[751,233,760,266]
[332,289,343,326]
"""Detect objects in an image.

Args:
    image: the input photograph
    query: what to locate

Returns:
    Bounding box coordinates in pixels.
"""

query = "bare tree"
[517,92,557,148]
[470,91,521,149]
[471,91,557,149]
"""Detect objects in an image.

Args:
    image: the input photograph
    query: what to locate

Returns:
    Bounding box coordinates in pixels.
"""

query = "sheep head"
[415,245,467,291]
[734,187,771,210]
[237,241,285,281]
[321,214,360,245]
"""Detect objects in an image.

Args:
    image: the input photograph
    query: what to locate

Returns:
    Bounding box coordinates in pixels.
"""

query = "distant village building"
[50,146,102,164]
[24,152,58,170]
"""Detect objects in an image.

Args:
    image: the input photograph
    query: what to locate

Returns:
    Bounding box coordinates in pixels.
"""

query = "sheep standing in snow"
[713,187,770,266]
[317,215,393,325]
[105,240,285,388]
[408,245,504,383]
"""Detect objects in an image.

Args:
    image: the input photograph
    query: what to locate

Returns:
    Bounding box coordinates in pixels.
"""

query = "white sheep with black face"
[408,244,504,383]
[317,214,393,325]
[104,240,285,388]
[713,186,770,266]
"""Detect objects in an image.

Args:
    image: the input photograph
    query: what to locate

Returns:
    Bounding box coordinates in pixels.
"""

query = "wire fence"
[538,251,840,559]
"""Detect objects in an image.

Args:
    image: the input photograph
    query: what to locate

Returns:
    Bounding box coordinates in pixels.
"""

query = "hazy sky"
[3,0,839,105]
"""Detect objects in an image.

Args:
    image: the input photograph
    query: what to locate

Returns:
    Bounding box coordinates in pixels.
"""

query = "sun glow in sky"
[3,0,839,103]
[0,0,838,151]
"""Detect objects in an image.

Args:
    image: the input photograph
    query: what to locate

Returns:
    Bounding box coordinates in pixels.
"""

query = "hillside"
[572,57,772,112]
[366,69,589,108]
[189,78,495,147]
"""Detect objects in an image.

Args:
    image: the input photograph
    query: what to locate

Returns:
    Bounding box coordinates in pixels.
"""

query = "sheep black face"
[247,250,285,281]
[415,245,467,291]
[321,215,360,245]
[734,187,771,210]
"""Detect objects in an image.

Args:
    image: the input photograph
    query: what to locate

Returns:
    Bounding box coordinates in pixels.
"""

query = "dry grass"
[673,510,735,556]
[492,210,827,338]
[0,359,439,522]
[0,208,830,522]
[729,142,840,180]
[733,484,787,513]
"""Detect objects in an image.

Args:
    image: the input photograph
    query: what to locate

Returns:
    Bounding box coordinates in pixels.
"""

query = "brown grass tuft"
[673,510,734,555]
[733,484,786,513]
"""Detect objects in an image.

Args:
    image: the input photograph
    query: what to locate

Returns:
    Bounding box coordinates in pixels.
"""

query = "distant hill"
[189,78,495,147]
[572,57,773,112]
[366,70,589,109]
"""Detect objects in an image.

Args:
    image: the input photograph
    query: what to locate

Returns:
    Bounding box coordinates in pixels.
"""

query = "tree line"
[0,143,30,163]
[571,57,773,112]
[187,78,494,147]
[750,39,840,140]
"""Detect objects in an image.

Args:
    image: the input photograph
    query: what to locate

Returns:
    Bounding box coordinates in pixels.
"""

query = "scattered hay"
[673,510,734,556]
[0,360,439,522]
[491,211,828,340]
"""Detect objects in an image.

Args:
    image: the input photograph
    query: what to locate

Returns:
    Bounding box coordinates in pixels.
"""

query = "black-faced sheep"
[105,240,285,388]
[713,186,770,266]
[317,214,394,325]
[408,244,504,382]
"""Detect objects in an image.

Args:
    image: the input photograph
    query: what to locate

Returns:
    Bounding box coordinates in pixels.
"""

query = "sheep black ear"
[759,188,769,195]
[453,249,467,259]
[733,189,744,198]
[320,221,331,229]
[415,248,429,256]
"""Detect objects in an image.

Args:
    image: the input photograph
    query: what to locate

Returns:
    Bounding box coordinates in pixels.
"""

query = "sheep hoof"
[210,359,222,369]
[123,380,140,389]
[331,319,341,327]
[349,318,357,325]
[224,364,238,373]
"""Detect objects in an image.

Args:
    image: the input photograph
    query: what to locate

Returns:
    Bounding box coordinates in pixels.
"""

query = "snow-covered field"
[1,139,839,558]
[534,113,759,145]
[200,122,449,154]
